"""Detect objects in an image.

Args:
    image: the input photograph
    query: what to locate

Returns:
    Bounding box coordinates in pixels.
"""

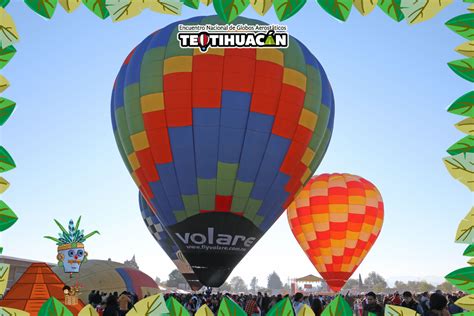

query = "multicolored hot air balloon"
[111,16,335,287]
[287,173,384,292]
[139,193,203,291]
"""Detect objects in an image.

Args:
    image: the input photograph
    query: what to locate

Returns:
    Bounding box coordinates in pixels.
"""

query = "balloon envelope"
[287,173,384,292]
[112,16,335,287]
[139,193,203,291]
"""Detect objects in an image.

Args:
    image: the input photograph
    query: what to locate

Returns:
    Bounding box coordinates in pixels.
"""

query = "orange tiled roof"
[0,263,85,315]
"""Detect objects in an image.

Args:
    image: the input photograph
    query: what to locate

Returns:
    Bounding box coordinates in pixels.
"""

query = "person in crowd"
[363,292,384,316]
[391,292,402,305]
[424,293,450,316]
[117,291,131,316]
[420,292,431,314]
[185,297,197,315]
[447,295,463,315]
[401,291,424,314]
[292,293,305,315]
[103,294,119,316]
[311,296,323,316]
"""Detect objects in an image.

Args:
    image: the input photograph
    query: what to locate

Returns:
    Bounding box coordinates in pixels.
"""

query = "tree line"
[156,270,459,293]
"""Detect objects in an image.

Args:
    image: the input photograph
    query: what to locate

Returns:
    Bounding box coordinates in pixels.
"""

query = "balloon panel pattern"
[139,193,202,290]
[112,15,335,286]
[287,174,384,292]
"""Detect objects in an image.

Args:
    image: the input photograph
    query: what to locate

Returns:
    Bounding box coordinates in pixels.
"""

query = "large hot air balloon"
[111,16,335,287]
[139,193,203,291]
[287,173,384,292]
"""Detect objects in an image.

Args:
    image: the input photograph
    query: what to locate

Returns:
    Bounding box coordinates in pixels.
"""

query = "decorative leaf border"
[0,0,468,308]
[15,0,455,23]
[0,4,17,271]
[444,3,474,297]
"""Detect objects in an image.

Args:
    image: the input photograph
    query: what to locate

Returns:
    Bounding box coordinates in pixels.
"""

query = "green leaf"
[273,0,306,20]
[266,297,294,316]
[82,0,110,19]
[448,91,474,117]
[446,266,474,293]
[321,296,352,316]
[443,153,474,191]
[465,245,474,256]
[0,146,15,172]
[0,201,17,232]
[24,0,59,18]
[44,236,61,243]
[317,0,352,21]
[446,13,474,40]
[0,98,15,126]
[181,0,199,9]
[54,219,69,236]
[378,0,404,21]
[447,136,474,155]
[0,0,9,7]
[106,0,144,21]
[83,230,100,240]
[39,297,73,316]
[213,0,250,23]
[0,46,16,70]
[448,58,474,82]
[166,297,190,316]
[218,297,247,316]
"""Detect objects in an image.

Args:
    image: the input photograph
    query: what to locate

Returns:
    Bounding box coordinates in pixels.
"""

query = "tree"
[394,281,408,292]
[250,277,258,294]
[438,281,458,293]
[218,282,232,292]
[230,276,248,292]
[166,269,187,288]
[364,272,387,293]
[342,279,360,291]
[155,277,161,286]
[267,272,283,290]
[417,281,435,293]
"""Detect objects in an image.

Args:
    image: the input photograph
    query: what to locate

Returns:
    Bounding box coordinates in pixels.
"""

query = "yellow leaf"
[444,154,474,192]
[127,294,168,316]
[404,0,453,24]
[455,295,474,311]
[79,304,99,316]
[59,0,81,12]
[145,0,182,14]
[456,41,474,58]
[0,307,29,315]
[250,0,273,15]
[0,8,19,49]
[195,305,214,316]
[469,4,474,13]
[456,117,474,135]
[469,258,474,266]
[200,0,212,6]
[0,263,9,296]
[353,0,377,16]
[0,75,9,93]
[0,177,9,193]
[108,0,145,22]
[385,305,420,316]
[298,305,315,316]
[455,207,474,244]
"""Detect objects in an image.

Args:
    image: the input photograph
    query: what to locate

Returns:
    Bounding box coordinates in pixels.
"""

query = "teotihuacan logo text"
[177,24,289,53]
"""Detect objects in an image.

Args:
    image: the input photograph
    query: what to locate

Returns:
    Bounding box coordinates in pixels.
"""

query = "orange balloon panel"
[287,173,384,292]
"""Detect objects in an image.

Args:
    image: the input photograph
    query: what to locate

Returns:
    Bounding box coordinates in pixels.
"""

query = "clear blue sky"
[1,1,472,288]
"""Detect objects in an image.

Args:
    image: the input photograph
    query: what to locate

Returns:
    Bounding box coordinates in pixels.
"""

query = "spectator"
[363,292,384,316]
[402,291,424,315]
[425,293,449,316]
[117,291,131,316]
[292,293,305,315]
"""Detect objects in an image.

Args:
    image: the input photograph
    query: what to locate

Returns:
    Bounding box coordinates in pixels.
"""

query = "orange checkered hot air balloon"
[287,173,384,292]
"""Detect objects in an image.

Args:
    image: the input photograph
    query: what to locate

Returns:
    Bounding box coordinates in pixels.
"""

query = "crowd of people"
[87,289,467,316]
